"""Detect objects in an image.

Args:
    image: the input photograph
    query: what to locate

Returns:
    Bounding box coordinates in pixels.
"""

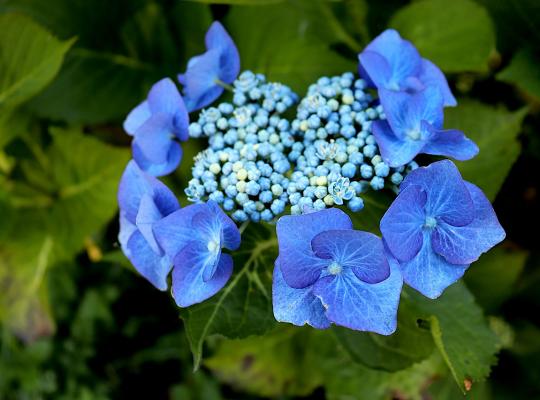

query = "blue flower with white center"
[178,22,240,112]
[358,29,456,107]
[380,160,506,299]
[153,200,241,307]
[372,87,479,167]
[117,161,180,290]
[328,177,355,205]
[123,78,189,176]
[273,208,402,333]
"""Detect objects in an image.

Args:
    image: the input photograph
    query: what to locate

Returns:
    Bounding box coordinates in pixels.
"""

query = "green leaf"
[333,298,434,372]
[27,49,154,124]
[444,100,527,201]
[181,223,278,370]
[389,0,496,73]
[0,13,74,108]
[184,0,285,4]
[406,283,499,394]
[205,327,327,397]
[226,3,356,94]
[497,48,540,102]
[465,246,528,311]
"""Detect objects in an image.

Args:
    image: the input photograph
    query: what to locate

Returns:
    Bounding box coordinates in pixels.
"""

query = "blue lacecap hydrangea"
[116,22,505,334]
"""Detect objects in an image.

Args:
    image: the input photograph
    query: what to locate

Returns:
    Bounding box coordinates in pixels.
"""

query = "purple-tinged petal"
[147,78,189,141]
[380,184,426,262]
[432,182,506,264]
[207,200,241,251]
[204,21,240,84]
[276,208,353,289]
[313,262,402,334]
[124,101,150,136]
[135,193,163,254]
[311,230,390,284]
[172,250,233,307]
[272,260,331,329]
[125,230,172,291]
[132,113,174,164]
[418,59,457,107]
[118,211,137,250]
[401,160,475,227]
[358,51,392,89]
[132,139,182,177]
[396,231,468,299]
[422,124,479,161]
[372,120,426,167]
[153,203,208,259]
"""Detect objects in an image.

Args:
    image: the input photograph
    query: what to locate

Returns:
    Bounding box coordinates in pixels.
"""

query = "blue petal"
[207,200,241,251]
[132,113,174,164]
[401,160,475,227]
[125,230,172,291]
[311,230,390,284]
[118,211,137,250]
[272,260,331,329]
[432,182,506,264]
[191,210,223,282]
[204,21,240,84]
[277,208,353,289]
[358,51,392,89]
[153,203,208,260]
[123,101,150,136]
[117,160,179,222]
[418,59,457,107]
[396,231,468,299]
[313,262,403,334]
[172,249,233,307]
[422,124,479,161]
[132,138,182,177]
[135,193,163,254]
[380,184,426,262]
[147,78,189,141]
[363,29,422,90]
[372,120,425,167]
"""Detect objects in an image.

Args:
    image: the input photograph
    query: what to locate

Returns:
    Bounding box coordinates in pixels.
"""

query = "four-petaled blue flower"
[178,21,240,112]
[372,87,479,167]
[153,200,241,307]
[328,177,355,205]
[380,160,506,299]
[359,29,456,107]
[124,78,189,176]
[117,160,180,290]
[273,208,403,333]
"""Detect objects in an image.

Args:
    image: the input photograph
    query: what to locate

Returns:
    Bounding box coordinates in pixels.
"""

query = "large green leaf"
[497,48,540,102]
[226,3,356,94]
[333,298,434,372]
[0,13,74,108]
[406,283,499,394]
[445,100,527,201]
[389,0,496,73]
[27,49,154,124]
[181,223,278,370]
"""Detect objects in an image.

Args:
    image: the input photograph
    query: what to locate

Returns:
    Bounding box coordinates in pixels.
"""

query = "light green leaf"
[27,49,153,124]
[497,48,540,102]
[333,298,434,371]
[389,0,496,73]
[226,3,356,94]
[0,13,74,108]
[465,246,528,311]
[445,100,527,201]
[407,283,499,394]
[181,223,278,370]
[184,0,284,4]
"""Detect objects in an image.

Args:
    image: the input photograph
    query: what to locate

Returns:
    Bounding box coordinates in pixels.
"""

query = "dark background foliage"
[0,0,538,399]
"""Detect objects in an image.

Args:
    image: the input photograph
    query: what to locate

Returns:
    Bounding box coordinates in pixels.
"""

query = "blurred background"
[0,0,539,399]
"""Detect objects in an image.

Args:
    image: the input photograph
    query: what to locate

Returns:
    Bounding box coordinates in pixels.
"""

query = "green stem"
[214,78,234,92]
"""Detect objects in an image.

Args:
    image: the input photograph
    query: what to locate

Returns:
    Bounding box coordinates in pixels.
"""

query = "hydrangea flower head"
[117,160,180,290]
[273,208,402,334]
[372,87,479,167]
[359,29,456,107]
[380,160,506,298]
[153,200,241,307]
[179,22,240,112]
[123,78,189,176]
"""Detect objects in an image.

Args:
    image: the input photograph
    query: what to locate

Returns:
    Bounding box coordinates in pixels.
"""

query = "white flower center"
[328,261,343,275]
